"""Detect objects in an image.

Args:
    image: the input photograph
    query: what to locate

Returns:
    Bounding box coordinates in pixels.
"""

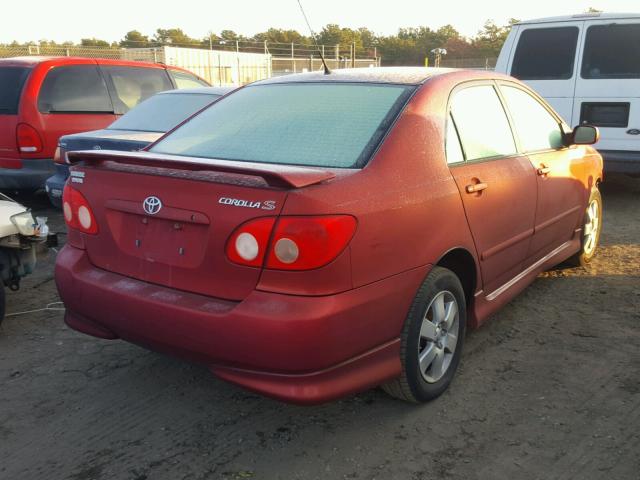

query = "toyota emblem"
[143,196,162,215]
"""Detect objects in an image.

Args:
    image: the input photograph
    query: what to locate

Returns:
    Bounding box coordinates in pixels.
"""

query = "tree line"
[4,9,601,65]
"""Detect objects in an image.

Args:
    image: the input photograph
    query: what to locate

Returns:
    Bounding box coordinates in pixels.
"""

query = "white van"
[496,12,640,174]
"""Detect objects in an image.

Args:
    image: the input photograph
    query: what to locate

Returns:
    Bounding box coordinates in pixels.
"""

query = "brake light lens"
[266,216,357,270]
[16,123,43,154]
[226,215,357,271]
[226,217,276,267]
[62,184,98,234]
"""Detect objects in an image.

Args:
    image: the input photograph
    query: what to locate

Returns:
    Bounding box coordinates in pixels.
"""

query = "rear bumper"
[600,150,640,175]
[45,164,70,208]
[0,158,56,190]
[55,245,428,404]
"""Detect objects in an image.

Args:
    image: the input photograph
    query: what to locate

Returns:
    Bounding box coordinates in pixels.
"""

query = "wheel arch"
[435,247,478,308]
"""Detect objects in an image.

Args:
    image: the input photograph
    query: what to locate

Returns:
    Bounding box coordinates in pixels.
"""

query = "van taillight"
[226,215,357,270]
[62,184,98,235]
[16,123,43,154]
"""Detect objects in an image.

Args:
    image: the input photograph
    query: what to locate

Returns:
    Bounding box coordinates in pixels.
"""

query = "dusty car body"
[0,194,43,323]
[55,68,603,404]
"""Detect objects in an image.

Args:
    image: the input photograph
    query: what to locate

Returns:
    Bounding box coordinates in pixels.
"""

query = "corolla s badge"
[143,196,163,215]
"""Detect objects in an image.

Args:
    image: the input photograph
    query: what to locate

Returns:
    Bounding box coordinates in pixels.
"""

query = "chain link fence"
[440,57,497,70]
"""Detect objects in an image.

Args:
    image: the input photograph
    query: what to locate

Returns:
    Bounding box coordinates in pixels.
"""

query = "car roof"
[252,67,462,86]
[158,87,234,96]
[0,56,165,69]
[516,12,640,25]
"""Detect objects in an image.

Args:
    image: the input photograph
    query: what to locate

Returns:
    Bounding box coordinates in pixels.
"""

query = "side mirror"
[571,125,599,145]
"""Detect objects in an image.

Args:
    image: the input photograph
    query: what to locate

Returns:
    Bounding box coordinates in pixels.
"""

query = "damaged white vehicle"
[0,193,46,324]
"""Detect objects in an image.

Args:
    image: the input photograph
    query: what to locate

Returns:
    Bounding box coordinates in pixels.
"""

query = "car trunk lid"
[60,129,163,153]
[66,150,335,301]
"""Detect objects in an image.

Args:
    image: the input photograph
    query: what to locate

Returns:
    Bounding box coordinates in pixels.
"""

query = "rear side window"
[582,24,640,79]
[38,65,112,113]
[170,70,209,89]
[109,93,218,132]
[101,66,173,114]
[450,85,516,161]
[151,83,414,168]
[501,86,564,152]
[0,67,31,115]
[511,27,579,80]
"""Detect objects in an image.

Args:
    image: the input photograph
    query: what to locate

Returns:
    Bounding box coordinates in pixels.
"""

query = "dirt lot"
[0,175,638,480]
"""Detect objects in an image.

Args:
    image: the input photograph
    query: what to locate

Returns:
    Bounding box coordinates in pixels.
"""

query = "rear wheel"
[566,187,602,267]
[382,266,466,403]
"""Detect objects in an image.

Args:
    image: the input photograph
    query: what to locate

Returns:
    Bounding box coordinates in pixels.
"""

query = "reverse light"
[16,123,43,154]
[226,217,276,267]
[62,184,98,235]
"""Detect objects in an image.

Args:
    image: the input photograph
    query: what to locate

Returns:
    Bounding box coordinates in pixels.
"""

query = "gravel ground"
[0,175,638,480]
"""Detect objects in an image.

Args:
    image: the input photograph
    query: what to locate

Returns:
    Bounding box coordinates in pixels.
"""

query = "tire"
[382,266,466,403]
[566,187,603,267]
[0,285,5,328]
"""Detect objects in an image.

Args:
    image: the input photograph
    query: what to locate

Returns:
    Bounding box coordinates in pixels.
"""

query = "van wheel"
[0,285,5,327]
[382,266,466,403]
[566,187,602,267]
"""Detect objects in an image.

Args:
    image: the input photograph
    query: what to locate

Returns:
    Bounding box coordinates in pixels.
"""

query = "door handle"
[465,182,488,194]
[537,166,551,176]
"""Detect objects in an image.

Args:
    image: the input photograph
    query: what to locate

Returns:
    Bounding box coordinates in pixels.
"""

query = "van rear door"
[573,19,640,154]
[0,66,31,167]
[505,22,584,123]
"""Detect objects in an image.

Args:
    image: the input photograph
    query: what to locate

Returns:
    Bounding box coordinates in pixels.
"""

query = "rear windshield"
[150,82,414,168]
[109,93,219,133]
[0,67,31,114]
[582,24,640,79]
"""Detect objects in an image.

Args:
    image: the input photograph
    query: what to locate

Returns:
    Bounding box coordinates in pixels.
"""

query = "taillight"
[53,145,68,164]
[226,217,276,267]
[226,215,357,271]
[266,216,357,270]
[62,184,98,235]
[16,123,43,154]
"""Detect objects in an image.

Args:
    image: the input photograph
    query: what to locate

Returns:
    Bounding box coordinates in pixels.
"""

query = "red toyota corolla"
[55,68,603,405]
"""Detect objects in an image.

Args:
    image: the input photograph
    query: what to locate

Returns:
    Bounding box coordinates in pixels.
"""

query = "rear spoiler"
[66,150,336,189]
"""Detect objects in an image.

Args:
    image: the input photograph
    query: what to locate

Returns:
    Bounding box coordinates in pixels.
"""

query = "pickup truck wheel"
[567,187,602,267]
[382,266,466,403]
[0,285,5,327]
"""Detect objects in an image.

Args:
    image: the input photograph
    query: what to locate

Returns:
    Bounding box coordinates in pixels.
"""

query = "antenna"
[297,0,331,75]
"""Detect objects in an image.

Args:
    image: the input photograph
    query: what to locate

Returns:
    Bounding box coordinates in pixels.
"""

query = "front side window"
[511,27,579,80]
[38,65,112,113]
[170,70,209,89]
[501,86,564,152]
[449,85,516,161]
[151,82,414,168]
[101,66,173,113]
[109,93,218,133]
[582,24,640,79]
[0,67,31,114]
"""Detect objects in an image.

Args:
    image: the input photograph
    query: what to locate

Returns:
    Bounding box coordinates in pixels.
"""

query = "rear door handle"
[465,182,488,194]
[537,166,551,176]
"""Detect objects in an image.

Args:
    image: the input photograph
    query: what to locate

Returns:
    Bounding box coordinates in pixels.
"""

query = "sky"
[2,0,639,44]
